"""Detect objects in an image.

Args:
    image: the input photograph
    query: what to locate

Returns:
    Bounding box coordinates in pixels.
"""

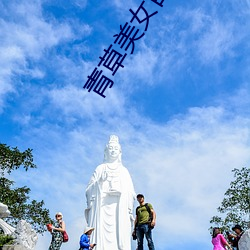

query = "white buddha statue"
[85,135,136,250]
[239,228,250,250]
[0,202,15,235]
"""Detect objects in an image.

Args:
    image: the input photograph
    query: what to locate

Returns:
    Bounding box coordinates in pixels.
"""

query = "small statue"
[13,220,38,250]
[0,202,38,250]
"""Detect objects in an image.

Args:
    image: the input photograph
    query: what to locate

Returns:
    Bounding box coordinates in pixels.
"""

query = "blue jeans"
[136,223,155,250]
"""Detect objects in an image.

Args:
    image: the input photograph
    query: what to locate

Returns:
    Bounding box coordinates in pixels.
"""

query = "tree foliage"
[0,143,52,233]
[210,167,250,232]
[0,144,36,175]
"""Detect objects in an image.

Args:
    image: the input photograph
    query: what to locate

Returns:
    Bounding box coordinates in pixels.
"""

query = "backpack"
[136,203,154,229]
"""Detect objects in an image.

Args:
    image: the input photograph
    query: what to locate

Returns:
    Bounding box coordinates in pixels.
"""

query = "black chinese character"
[113,22,145,54]
[129,0,158,31]
[83,67,103,92]
[93,75,114,98]
[98,44,127,75]
[151,0,164,7]
[83,68,113,98]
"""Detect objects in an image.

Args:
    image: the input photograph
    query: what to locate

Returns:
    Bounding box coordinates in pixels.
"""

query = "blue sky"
[1,0,250,249]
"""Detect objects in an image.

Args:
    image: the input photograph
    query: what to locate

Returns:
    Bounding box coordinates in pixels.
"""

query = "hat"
[55,212,63,218]
[232,225,243,231]
[84,227,95,234]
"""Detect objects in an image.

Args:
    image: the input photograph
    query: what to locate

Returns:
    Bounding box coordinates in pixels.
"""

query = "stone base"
[2,245,26,250]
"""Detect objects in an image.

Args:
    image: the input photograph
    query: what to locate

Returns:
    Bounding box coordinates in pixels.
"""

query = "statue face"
[107,142,121,160]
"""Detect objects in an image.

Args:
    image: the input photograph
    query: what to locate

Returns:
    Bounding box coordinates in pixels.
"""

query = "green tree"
[0,143,52,233]
[210,167,250,232]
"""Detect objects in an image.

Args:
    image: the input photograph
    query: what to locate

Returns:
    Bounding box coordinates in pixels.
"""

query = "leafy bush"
[0,234,14,246]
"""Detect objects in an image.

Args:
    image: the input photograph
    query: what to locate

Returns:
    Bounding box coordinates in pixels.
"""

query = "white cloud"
[113,6,240,91]
[0,1,77,111]
[111,0,138,12]
[73,0,87,9]
[120,44,159,89]
[189,8,210,33]
[196,20,235,63]
[10,93,250,249]
[47,84,126,120]
[151,6,241,68]
[1,2,73,58]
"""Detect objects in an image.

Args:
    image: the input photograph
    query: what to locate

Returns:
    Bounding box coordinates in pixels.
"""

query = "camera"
[132,231,137,240]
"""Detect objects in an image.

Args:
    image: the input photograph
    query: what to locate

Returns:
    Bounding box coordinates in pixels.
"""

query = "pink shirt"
[212,234,227,250]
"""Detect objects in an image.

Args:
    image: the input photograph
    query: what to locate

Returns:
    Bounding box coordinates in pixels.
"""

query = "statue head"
[104,135,122,163]
[0,202,10,218]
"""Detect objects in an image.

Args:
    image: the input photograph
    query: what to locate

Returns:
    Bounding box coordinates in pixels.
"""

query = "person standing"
[231,225,244,250]
[133,194,156,250]
[211,227,232,250]
[49,212,66,250]
[79,227,96,250]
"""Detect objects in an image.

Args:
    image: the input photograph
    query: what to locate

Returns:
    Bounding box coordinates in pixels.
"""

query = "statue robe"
[239,229,250,250]
[85,163,136,250]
